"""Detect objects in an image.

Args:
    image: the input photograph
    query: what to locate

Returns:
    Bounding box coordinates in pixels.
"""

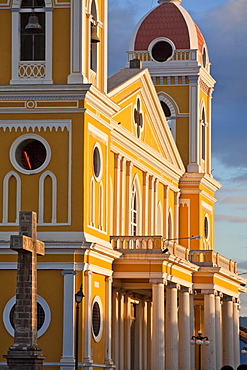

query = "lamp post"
[75,284,85,370]
[241,347,247,354]
[162,235,202,253]
[190,330,210,370]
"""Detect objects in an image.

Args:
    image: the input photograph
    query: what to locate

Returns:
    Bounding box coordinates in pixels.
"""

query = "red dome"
[131,2,205,53]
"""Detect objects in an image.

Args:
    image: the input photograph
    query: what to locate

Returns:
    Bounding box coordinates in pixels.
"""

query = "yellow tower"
[128,0,220,250]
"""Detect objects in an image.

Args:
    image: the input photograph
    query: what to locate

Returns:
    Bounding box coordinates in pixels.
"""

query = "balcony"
[111,235,238,273]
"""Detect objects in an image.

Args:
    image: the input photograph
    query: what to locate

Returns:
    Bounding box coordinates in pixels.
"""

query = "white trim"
[176,3,198,50]
[9,134,51,175]
[38,171,57,223]
[92,143,103,182]
[3,295,51,338]
[202,201,212,214]
[11,0,53,84]
[92,295,103,343]
[0,120,70,132]
[2,171,21,224]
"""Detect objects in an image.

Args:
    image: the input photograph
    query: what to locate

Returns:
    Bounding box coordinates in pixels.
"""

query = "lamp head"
[75,284,85,304]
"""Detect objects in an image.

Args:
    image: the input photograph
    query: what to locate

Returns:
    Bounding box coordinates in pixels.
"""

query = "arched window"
[159,97,177,140]
[131,188,137,236]
[90,0,100,74]
[11,0,53,84]
[20,0,45,61]
[201,107,206,161]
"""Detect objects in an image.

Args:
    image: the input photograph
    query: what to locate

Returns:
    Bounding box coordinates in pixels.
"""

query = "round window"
[92,144,102,181]
[151,41,173,62]
[92,296,103,342]
[10,134,51,175]
[3,295,51,338]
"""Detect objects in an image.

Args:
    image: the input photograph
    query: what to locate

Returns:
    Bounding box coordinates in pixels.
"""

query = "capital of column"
[154,178,159,191]
[149,278,166,285]
[201,289,217,296]
[222,295,235,302]
[126,161,133,175]
[181,286,193,294]
[61,270,77,276]
[105,276,113,283]
[84,270,93,277]
[166,282,180,290]
[164,185,169,199]
[143,172,149,186]
[149,175,155,189]
[114,153,122,169]
[174,192,180,205]
[120,157,126,171]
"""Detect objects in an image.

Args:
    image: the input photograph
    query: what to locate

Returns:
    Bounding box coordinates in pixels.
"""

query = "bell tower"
[1,0,108,92]
[128,0,215,175]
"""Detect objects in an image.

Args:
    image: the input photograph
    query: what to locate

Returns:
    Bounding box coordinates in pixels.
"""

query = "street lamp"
[162,235,202,253]
[75,284,85,370]
[241,347,247,354]
[190,330,210,370]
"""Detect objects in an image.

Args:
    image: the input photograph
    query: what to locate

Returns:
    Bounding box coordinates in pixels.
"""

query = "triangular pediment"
[108,68,185,174]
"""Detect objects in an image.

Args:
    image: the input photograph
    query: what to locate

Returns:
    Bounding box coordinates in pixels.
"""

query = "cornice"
[180,172,221,193]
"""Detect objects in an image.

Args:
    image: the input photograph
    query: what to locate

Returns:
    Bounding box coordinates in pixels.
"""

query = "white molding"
[202,201,212,214]
[38,171,57,223]
[3,295,51,338]
[2,171,21,224]
[91,295,103,343]
[9,133,51,175]
[10,1,53,84]
[0,120,70,132]
[148,37,175,63]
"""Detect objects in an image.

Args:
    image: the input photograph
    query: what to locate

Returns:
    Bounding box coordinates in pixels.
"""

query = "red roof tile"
[134,3,202,51]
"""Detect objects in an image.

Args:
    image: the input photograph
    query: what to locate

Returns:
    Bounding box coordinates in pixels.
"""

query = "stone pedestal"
[4,348,45,370]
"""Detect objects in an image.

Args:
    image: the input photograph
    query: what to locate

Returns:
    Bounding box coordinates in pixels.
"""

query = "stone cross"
[4,211,45,370]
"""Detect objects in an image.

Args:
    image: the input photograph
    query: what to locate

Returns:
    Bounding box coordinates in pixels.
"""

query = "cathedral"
[0,0,245,369]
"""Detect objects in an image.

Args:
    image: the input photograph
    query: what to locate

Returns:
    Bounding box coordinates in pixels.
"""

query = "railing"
[18,61,46,79]
[111,235,188,259]
[189,250,237,273]
[127,49,198,63]
[111,236,238,273]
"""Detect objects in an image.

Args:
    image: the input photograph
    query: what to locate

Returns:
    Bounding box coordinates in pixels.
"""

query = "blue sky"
[108,0,247,312]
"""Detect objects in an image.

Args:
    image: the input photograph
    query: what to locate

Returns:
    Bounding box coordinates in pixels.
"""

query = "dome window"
[149,39,174,63]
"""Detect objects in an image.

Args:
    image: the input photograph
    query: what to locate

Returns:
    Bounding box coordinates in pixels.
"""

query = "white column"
[137,301,143,370]
[154,179,159,235]
[142,299,148,370]
[112,289,119,369]
[233,299,240,369]
[125,295,131,370]
[187,75,200,173]
[67,0,85,84]
[84,270,93,366]
[126,161,133,235]
[203,290,216,370]
[151,280,165,370]
[164,186,169,239]
[190,292,195,370]
[174,192,180,239]
[166,283,179,370]
[120,158,126,235]
[215,293,222,369]
[143,172,149,235]
[114,154,121,235]
[60,270,76,369]
[149,176,155,235]
[222,296,234,367]
[105,276,114,368]
[119,291,125,370]
[178,288,191,370]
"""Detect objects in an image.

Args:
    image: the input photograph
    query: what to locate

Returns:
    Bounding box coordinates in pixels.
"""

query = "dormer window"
[11,0,53,84]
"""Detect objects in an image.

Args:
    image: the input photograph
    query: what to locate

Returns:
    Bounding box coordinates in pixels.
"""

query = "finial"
[158,0,182,4]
